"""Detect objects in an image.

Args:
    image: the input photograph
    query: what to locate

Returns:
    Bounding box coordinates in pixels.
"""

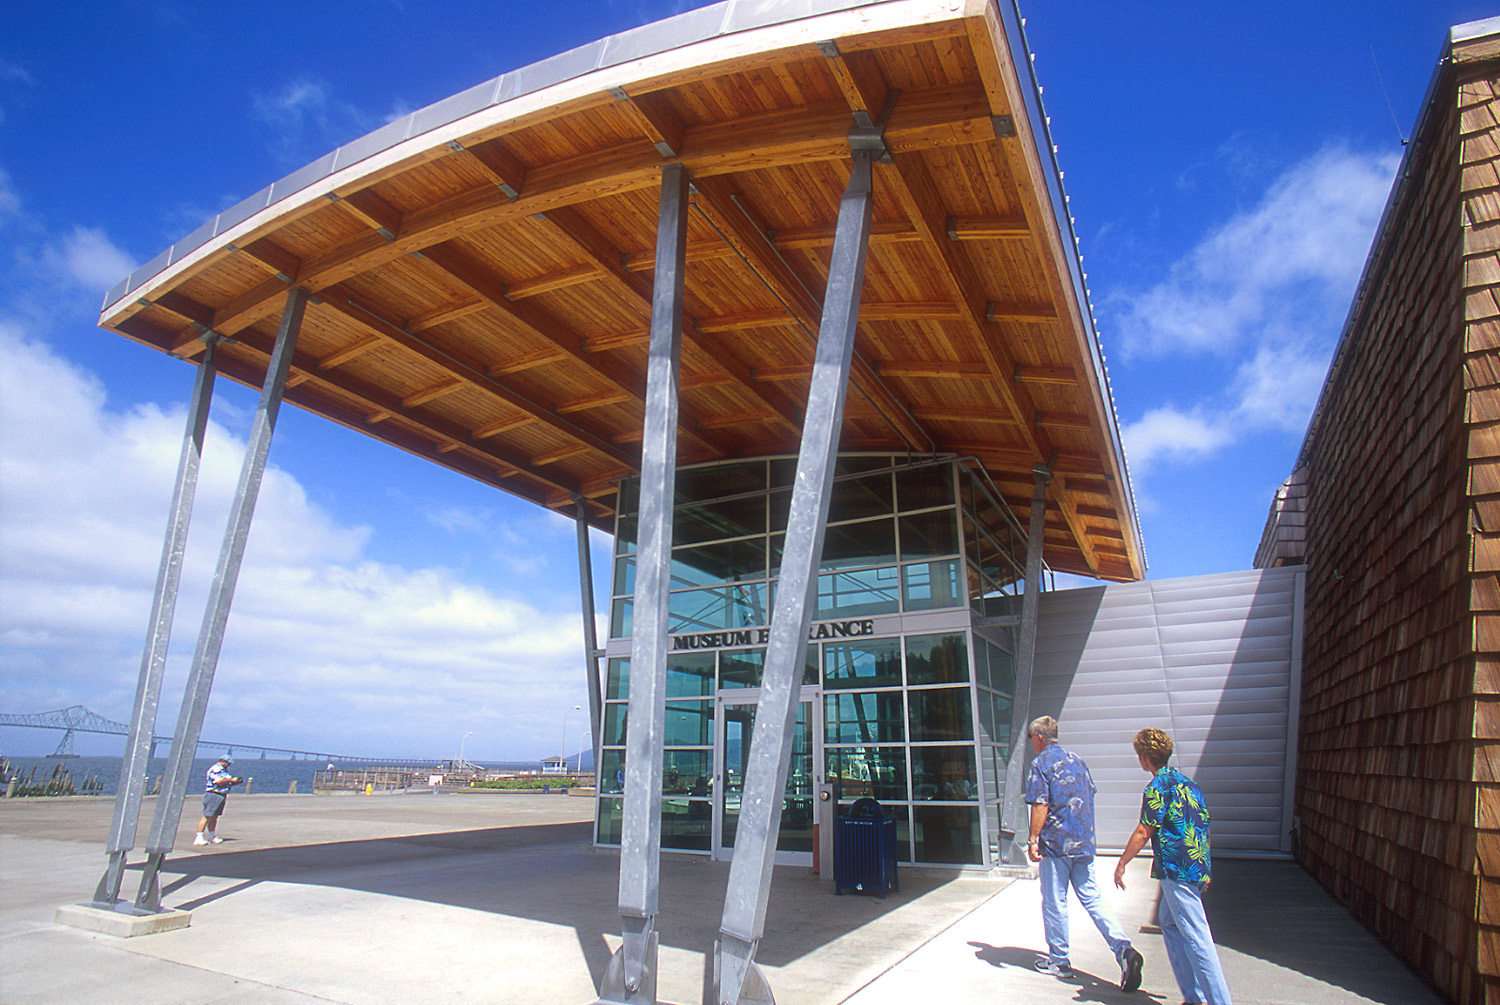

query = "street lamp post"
[458,730,474,771]
[560,705,581,774]
[576,729,590,773]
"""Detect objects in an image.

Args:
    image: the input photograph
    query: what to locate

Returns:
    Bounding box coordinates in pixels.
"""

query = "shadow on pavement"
[128,819,977,989]
[966,942,1167,1005]
[1204,859,1445,1005]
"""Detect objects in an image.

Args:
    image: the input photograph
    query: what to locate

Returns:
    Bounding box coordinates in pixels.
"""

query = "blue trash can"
[834,797,899,897]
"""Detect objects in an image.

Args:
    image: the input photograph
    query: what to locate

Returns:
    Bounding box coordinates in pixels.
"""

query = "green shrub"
[471,776,579,790]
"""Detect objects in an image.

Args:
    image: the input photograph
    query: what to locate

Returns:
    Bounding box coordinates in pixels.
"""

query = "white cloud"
[44,226,136,291]
[1111,145,1400,477]
[1121,407,1234,475]
[1115,146,1397,359]
[251,77,374,166]
[0,59,36,87]
[0,166,19,221]
[0,326,590,758]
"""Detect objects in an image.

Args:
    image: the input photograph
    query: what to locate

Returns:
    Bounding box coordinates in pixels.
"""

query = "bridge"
[0,705,421,764]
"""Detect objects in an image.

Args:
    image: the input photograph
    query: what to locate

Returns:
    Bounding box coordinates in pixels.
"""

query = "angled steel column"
[575,494,604,775]
[715,148,877,1005]
[134,287,308,912]
[92,335,222,909]
[595,164,688,1005]
[1000,463,1051,865]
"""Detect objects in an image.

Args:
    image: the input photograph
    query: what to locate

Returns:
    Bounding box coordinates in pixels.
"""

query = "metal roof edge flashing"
[99,0,912,317]
[1452,16,1500,45]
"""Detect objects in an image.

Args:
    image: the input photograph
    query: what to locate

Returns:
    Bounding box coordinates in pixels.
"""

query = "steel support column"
[1000,463,1051,865]
[92,335,222,909]
[133,287,308,912]
[714,148,877,1005]
[594,164,688,1005]
[574,494,604,776]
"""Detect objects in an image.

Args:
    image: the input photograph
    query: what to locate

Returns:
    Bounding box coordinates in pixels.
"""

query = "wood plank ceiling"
[98,0,1144,582]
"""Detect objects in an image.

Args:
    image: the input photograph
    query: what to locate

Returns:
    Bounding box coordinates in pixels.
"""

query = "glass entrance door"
[716,692,820,864]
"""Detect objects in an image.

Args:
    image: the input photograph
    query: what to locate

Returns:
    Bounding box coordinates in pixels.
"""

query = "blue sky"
[0,1,1489,758]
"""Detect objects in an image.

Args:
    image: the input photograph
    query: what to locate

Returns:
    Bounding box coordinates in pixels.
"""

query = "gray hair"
[1028,716,1058,742]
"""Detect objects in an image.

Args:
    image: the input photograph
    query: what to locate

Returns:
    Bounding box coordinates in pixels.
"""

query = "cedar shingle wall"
[1299,69,1476,1003]
[1461,70,1500,1005]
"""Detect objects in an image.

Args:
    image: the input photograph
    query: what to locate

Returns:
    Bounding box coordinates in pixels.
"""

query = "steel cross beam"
[999,463,1051,863]
[575,494,604,779]
[93,334,221,909]
[133,287,308,913]
[594,164,688,1005]
[714,147,878,1005]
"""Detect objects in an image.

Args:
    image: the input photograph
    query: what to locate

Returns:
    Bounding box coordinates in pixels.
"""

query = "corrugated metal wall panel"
[1032,567,1303,856]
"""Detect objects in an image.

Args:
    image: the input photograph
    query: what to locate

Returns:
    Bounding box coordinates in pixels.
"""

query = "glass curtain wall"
[598,456,1030,866]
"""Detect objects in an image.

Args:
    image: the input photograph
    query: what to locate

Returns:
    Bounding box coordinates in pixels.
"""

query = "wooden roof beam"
[454,137,528,199]
[194,85,996,341]
[314,284,636,468]
[877,361,989,379]
[948,215,1030,240]
[147,291,215,328]
[616,216,1021,272]
[695,309,792,334]
[880,153,1039,442]
[819,42,890,130]
[331,189,403,240]
[696,409,779,430]
[318,334,382,369]
[876,149,1099,569]
[472,413,534,439]
[229,238,300,283]
[609,87,686,158]
[1014,365,1075,385]
[1038,411,1094,431]
[409,299,487,332]
[533,443,592,466]
[402,377,465,408]
[536,204,805,442]
[488,346,570,374]
[557,390,633,414]
[912,406,1017,425]
[212,318,585,500]
[581,326,648,353]
[507,263,602,299]
[203,349,563,511]
[1053,489,1103,576]
[417,240,731,455]
[953,446,1105,479]
[987,303,1057,323]
[690,175,933,452]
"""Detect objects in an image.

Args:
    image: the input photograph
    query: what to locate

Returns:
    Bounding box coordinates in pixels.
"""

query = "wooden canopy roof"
[98,0,1144,581]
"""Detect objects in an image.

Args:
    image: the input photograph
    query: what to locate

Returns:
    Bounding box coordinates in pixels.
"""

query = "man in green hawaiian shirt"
[1114,728,1232,1005]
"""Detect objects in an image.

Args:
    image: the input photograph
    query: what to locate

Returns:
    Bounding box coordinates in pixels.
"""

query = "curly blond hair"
[1133,727,1173,769]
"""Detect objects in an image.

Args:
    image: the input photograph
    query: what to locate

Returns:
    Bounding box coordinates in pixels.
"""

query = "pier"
[0,705,442,764]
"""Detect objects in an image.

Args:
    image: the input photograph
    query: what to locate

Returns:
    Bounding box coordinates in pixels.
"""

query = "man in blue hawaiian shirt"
[1025,716,1143,990]
[1114,727,1232,1005]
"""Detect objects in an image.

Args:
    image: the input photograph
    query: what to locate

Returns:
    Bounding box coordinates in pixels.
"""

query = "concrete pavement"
[0,792,1450,1004]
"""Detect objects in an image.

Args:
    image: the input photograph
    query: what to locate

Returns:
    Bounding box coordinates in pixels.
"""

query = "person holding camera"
[194,755,242,846]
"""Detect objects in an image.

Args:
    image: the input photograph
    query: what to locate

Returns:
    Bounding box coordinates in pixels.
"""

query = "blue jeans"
[1159,878,1233,1005]
[1039,855,1131,967]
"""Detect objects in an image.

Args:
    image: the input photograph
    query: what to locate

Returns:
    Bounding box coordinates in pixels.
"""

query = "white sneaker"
[208,833,223,844]
[193,834,208,845]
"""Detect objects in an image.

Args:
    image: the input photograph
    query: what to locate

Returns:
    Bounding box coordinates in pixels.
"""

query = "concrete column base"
[55,902,192,937]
